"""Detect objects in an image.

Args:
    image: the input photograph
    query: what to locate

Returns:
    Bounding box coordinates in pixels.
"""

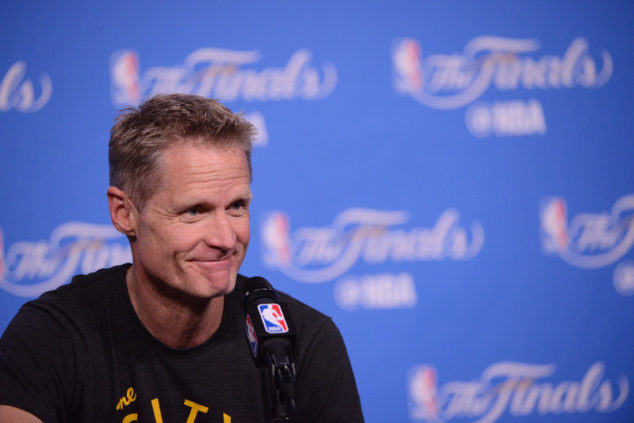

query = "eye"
[228,199,249,215]
[182,205,204,218]
[230,200,244,209]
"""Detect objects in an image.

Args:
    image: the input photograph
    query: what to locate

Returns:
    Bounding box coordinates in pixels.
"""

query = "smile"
[188,254,232,272]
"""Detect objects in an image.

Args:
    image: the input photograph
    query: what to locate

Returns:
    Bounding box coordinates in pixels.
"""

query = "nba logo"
[261,212,292,267]
[408,365,439,421]
[245,315,258,357]
[257,303,289,334]
[392,38,424,94]
[110,49,141,106]
[540,197,569,254]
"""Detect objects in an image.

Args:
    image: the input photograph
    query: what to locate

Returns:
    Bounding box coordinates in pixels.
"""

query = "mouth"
[190,256,232,268]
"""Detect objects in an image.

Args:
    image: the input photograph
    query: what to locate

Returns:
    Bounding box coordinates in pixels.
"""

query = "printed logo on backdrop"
[392,36,613,138]
[260,208,484,311]
[0,223,131,298]
[109,48,338,146]
[408,361,629,422]
[539,194,634,296]
[0,61,52,112]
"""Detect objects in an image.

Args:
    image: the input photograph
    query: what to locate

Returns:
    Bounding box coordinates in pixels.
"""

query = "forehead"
[156,141,250,185]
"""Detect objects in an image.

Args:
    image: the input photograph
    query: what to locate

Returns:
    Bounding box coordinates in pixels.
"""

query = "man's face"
[131,141,251,300]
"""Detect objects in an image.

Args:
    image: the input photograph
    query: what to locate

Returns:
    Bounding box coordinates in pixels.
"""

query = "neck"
[125,265,225,349]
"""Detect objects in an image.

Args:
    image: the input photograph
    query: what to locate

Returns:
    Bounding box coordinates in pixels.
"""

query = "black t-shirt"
[0,264,364,422]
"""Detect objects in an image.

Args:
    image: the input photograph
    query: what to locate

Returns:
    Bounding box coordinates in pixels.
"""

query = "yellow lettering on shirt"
[122,413,138,423]
[184,399,209,423]
[119,395,230,422]
[151,398,164,423]
[116,387,138,410]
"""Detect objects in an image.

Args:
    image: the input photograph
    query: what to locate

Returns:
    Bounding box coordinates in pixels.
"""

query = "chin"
[217,276,238,296]
[197,274,237,299]
[184,263,236,295]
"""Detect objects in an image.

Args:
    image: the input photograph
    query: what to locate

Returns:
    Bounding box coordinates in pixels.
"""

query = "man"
[0,94,364,422]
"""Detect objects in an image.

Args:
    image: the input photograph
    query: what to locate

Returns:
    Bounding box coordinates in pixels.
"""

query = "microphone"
[242,276,296,422]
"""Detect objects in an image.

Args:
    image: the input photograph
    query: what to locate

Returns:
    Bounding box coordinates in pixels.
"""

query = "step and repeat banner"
[1,1,633,422]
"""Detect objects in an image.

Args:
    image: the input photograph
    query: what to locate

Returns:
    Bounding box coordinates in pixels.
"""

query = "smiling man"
[0,94,364,423]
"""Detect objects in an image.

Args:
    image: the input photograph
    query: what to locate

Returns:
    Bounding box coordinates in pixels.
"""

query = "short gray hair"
[109,94,255,210]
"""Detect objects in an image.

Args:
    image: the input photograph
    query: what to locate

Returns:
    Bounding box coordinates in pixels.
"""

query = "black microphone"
[242,276,296,422]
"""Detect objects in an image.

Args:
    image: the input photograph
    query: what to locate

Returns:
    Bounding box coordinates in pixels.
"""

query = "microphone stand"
[265,340,296,422]
[242,277,297,422]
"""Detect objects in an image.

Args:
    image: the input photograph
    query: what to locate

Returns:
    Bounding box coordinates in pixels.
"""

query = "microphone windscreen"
[242,276,276,305]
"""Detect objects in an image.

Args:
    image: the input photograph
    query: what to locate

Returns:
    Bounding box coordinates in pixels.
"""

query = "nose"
[203,211,237,253]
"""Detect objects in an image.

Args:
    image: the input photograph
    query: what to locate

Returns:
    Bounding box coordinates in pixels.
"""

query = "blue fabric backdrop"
[1,1,633,422]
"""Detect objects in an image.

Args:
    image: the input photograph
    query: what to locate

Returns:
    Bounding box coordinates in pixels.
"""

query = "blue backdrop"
[1,1,633,422]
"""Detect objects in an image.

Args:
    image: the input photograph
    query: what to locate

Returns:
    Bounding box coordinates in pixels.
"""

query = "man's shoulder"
[23,263,129,322]
[277,290,331,323]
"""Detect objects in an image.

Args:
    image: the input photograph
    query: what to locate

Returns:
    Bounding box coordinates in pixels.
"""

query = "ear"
[107,186,138,237]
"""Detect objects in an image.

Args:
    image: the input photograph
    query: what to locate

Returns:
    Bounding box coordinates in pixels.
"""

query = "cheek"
[235,219,251,247]
[146,224,196,255]
[171,227,204,250]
